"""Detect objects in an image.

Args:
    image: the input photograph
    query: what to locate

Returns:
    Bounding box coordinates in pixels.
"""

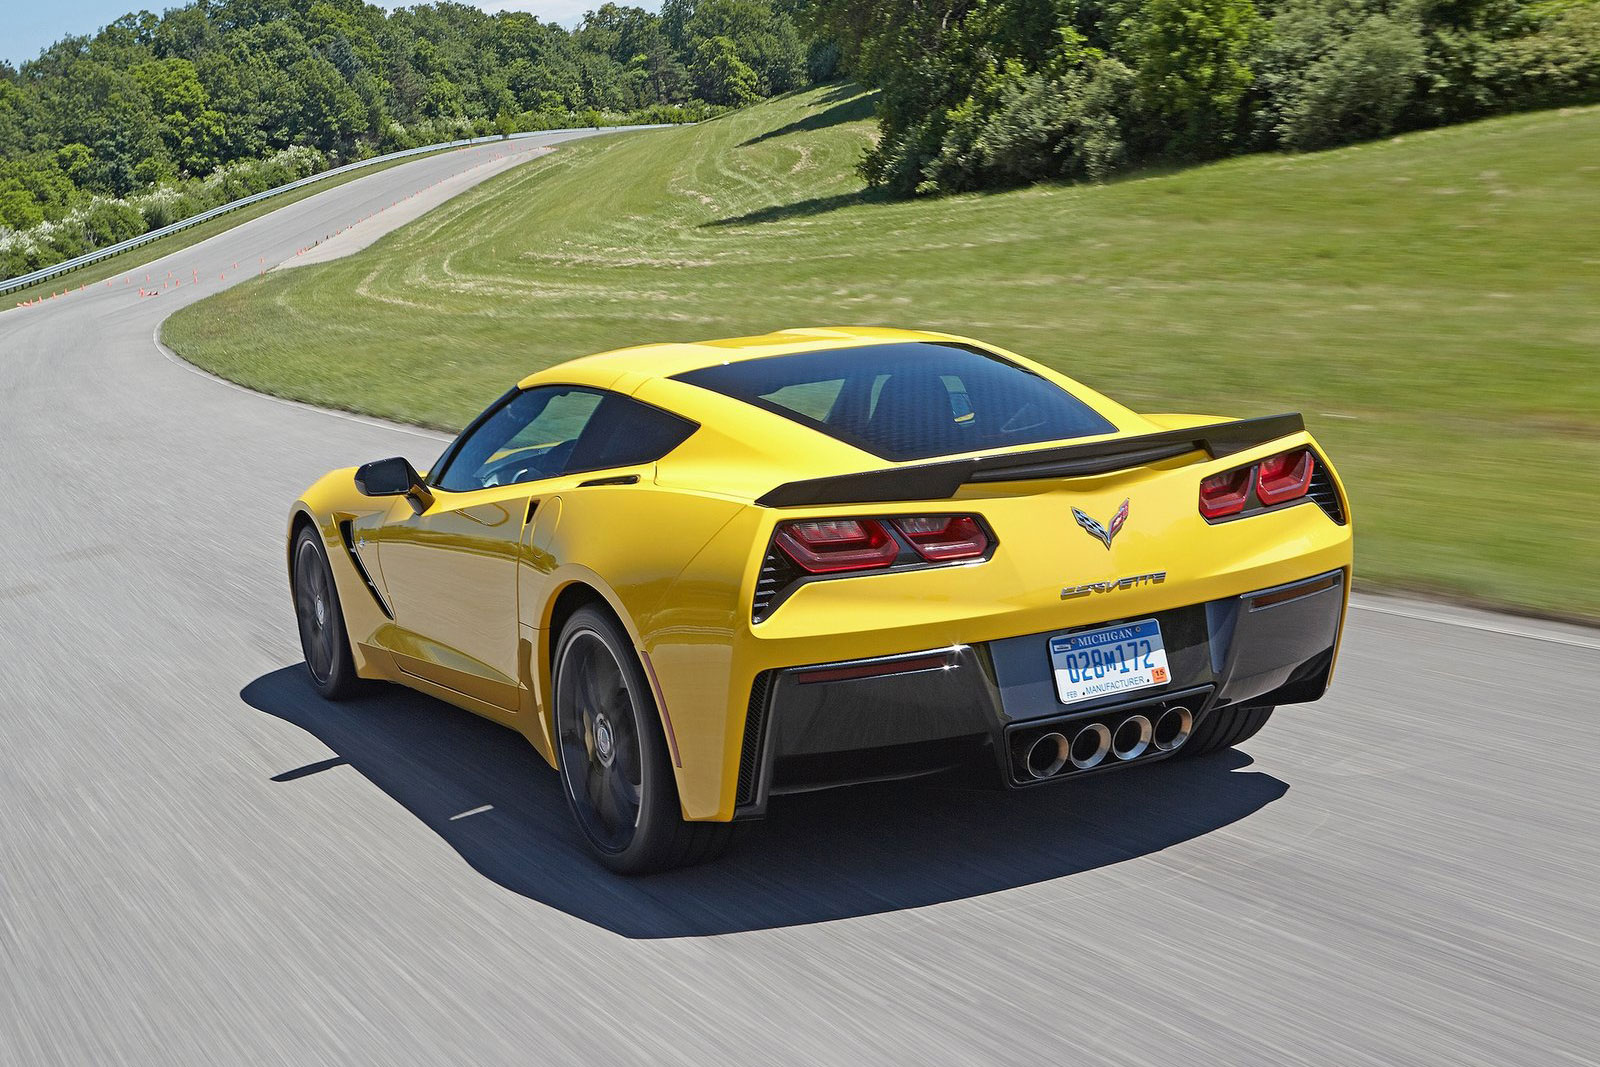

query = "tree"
[686,0,807,94]
[692,35,761,105]
[288,55,368,149]
[1125,0,1264,152]
[132,58,227,174]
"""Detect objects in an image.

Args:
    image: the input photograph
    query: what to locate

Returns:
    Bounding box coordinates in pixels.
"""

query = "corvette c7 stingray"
[288,327,1352,872]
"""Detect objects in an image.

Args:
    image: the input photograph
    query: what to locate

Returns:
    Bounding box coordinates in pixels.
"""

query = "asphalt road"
[2,132,1597,1067]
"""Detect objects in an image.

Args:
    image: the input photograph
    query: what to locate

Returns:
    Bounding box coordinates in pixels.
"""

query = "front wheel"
[553,605,731,874]
[1177,704,1274,758]
[291,526,361,700]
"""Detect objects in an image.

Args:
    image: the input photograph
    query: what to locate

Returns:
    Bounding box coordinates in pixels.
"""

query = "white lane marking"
[1351,598,1600,651]
[152,324,451,443]
[448,805,493,820]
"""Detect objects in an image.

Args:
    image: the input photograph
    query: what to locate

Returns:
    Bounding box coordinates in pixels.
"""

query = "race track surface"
[2,134,1597,1066]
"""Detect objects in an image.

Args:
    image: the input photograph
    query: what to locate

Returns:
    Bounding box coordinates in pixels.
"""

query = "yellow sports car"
[288,327,1352,872]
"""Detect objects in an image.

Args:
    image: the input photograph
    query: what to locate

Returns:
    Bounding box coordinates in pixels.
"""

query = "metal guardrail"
[1,125,664,298]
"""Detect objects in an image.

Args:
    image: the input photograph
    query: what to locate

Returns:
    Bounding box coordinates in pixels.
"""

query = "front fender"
[286,468,395,677]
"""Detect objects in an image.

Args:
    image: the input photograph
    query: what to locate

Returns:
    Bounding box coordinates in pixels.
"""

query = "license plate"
[1049,619,1170,705]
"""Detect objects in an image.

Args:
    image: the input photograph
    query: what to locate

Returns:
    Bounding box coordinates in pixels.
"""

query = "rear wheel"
[292,526,361,700]
[553,605,731,874]
[1177,705,1274,758]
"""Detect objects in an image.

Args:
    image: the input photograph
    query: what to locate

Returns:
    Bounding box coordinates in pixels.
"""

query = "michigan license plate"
[1049,619,1170,705]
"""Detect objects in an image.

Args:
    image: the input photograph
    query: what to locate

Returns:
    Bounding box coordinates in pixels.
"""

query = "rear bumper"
[735,568,1346,816]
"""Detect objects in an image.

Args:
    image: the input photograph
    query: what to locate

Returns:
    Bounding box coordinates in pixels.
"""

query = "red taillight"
[1199,468,1252,518]
[892,515,990,561]
[1256,449,1315,506]
[774,519,898,573]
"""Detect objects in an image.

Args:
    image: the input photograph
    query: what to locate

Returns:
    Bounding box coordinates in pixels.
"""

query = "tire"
[291,526,362,701]
[552,604,732,874]
[1177,704,1275,759]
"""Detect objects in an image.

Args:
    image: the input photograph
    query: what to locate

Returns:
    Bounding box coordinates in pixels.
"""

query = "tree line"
[806,0,1600,195]
[1,0,831,276]
[4,0,1598,279]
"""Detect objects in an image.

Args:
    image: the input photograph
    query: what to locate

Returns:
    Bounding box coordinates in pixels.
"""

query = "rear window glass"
[672,342,1116,461]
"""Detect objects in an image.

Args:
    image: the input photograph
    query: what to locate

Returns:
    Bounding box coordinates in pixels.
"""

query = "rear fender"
[527,484,747,817]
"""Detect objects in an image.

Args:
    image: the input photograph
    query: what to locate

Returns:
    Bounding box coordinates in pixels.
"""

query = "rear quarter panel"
[526,482,747,806]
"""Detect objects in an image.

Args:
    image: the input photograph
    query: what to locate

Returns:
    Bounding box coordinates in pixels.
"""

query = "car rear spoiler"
[756,412,1306,508]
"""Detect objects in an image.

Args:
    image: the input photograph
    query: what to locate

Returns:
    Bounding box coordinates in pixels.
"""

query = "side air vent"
[338,520,393,619]
[752,545,802,623]
[736,671,774,808]
[1307,463,1347,525]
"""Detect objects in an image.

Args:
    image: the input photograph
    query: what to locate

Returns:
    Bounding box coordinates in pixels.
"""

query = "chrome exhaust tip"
[1112,714,1153,761]
[1069,723,1112,770]
[1024,732,1070,779]
[1153,706,1194,752]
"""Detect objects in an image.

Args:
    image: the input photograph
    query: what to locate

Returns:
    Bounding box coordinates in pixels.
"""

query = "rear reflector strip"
[793,651,955,685]
[1249,572,1342,610]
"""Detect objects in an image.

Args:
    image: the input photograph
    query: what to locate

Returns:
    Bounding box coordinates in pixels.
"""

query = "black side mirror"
[354,457,433,513]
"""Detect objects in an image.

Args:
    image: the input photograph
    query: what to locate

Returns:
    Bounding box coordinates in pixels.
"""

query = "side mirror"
[354,457,434,513]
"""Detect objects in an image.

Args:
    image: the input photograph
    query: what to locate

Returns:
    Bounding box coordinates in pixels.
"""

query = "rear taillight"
[1255,448,1315,506]
[1200,447,1330,521]
[1199,468,1252,519]
[758,513,997,621]
[891,515,990,561]
[774,519,898,573]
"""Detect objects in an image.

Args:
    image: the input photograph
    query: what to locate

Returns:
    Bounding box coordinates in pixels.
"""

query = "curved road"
[2,134,1597,1066]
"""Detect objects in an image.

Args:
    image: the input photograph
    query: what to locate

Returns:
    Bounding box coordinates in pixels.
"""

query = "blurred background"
[7,0,1594,618]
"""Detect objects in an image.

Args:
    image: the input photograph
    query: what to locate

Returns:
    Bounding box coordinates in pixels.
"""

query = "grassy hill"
[165,84,1600,618]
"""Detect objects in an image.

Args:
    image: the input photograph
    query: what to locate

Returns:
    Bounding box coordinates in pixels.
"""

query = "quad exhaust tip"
[1070,722,1111,770]
[1112,714,1153,761]
[1021,704,1194,780]
[1153,706,1194,752]
[1024,732,1070,779]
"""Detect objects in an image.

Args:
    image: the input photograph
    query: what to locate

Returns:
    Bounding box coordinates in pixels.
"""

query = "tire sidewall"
[553,605,679,873]
[293,527,357,699]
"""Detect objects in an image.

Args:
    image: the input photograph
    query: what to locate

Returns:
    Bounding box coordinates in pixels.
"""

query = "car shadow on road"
[245,666,1288,939]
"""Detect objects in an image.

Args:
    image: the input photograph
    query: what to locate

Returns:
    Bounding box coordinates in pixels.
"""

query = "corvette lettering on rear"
[1060,571,1168,600]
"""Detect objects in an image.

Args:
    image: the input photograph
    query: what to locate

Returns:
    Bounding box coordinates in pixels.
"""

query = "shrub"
[79,199,145,246]
[1270,11,1428,149]
[1486,3,1600,109]
[1125,0,1265,153]
[134,186,186,229]
[0,188,46,230]
[925,60,1135,192]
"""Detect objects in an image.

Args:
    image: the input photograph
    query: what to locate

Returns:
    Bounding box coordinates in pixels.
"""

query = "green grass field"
[165,85,1600,619]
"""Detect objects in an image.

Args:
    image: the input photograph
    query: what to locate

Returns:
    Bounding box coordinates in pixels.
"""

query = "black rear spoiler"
[756,413,1306,508]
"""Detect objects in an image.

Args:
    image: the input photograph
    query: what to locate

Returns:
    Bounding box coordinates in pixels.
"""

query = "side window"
[432,387,698,492]
[565,394,698,474]
[433,387,604,492]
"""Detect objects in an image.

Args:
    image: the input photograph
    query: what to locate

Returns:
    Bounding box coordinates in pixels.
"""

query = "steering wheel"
[477,441,574,489]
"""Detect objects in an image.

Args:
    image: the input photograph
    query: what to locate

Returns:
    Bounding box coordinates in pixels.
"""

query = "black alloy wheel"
[292,527,360,700]
[555,624,645,854]
[553,604,732,873]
